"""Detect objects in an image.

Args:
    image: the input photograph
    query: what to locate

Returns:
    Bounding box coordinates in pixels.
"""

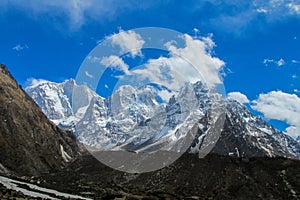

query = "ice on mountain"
[259,127,273,135]
[26,79,300,159]
[60,144,72,162]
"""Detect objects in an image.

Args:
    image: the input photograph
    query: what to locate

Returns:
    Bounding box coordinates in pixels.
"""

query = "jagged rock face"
[26,80,203,152]
[0,64,79,176]
[209,100,300,158]
[26,76,300,159]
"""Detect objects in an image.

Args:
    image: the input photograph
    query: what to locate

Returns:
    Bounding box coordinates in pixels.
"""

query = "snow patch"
[0,175,91,200]
[60,144,72,162]
[0,163,9,174]
[259,127,273,135]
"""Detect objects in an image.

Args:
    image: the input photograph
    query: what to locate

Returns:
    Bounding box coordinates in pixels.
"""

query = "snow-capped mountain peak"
[26,79,300,159]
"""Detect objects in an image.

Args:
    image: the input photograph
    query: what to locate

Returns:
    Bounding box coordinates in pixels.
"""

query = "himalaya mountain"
[1,65,300,199]
[26,78,300,159]
[0,65,79,176]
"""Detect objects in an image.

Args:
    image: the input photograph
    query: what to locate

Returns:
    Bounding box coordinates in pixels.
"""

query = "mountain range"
[1,64,300,199]
[26,77,300,159]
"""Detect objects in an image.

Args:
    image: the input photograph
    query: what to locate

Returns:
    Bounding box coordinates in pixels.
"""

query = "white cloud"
[287,2,300,14]
[227,92,250,104]
[286,126,299,138]
[1,1,300,32]
[25,78,49,89]
[85,71,94,78]
[277,58,285,66]
[129,56,191,91]
[100,55,130,75]
[193,28,200,37]
[267,0,300,16]
[208,1,300,35]
[157,89,174,102]
[0,1,155,29]
[1,1,91,28]
[292,59,300,64]
[252,91,300,138]
[90,30,224,97]
[294,89,299,93]
[263,58,285,66]
[87,55,102,63]
[110,30,145,58]
[165,34,225,87]
[193,28,199,33]
[263,58,274,65]
[256,8,268,13]
[110,32,225,92]
[12,44,28,51]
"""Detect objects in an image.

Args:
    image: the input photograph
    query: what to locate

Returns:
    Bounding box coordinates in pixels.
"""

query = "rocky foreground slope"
[0,64,79,176]
[39,152,300,200]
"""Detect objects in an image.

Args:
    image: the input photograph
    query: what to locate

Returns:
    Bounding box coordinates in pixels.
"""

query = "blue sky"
[0,0,300,138]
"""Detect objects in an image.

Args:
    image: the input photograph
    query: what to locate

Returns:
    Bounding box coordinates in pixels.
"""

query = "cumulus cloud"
[252,91,300,138]
[227,92,250,104]
[110,30,145,58]
[128,33,223,91]
[128,56,190,91]
[12,44,28,51]
[106,32,225,91]
[165,34,225,87]
[100,55,130,75]
[98,31,225,103]
[263,58,285,66]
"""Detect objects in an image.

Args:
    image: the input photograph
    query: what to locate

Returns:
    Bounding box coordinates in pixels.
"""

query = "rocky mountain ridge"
[0,64,79,176]
[26,78,300,159]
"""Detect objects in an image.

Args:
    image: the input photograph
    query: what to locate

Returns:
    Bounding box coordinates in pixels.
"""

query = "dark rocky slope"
[0,64,79,176]
[41,152,300,200]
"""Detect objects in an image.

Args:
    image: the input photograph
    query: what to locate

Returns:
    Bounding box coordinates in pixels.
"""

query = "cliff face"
[0,64,79,176]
